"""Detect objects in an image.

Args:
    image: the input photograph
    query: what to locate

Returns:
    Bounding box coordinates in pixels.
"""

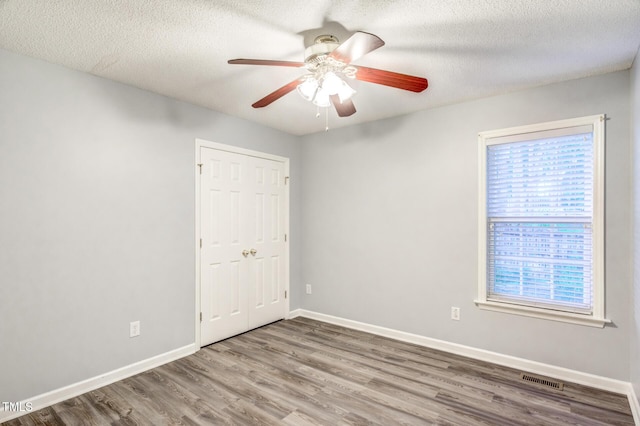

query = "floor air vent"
[520,373,564,391]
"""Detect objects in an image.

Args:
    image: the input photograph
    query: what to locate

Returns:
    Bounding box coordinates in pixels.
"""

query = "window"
[476,115,608,327]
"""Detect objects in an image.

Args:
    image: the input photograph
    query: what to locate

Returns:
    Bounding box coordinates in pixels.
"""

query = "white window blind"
[486,132,594,314]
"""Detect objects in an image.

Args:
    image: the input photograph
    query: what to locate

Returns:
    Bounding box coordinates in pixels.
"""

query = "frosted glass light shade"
[322,72,342,95]
[337,80,356,103]
[297,78,318,101]
[312,87,331,107]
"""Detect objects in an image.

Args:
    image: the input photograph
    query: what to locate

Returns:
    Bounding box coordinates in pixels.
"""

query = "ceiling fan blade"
[330,95,356,117]
[355,66,428,92]
[252,79,303,108]
[329,31,385,64]
[228,59,305,67]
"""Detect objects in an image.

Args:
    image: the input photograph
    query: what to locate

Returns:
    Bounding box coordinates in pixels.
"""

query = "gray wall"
[632,47,640,402]
[300,70,632,380]
[1,43,636,404]
[0,48,301,402]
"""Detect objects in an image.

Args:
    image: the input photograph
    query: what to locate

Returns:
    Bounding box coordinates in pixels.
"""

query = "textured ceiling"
[1,0,640,135]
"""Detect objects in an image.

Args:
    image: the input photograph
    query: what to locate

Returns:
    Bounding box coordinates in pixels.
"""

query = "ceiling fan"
[228,31,428,117]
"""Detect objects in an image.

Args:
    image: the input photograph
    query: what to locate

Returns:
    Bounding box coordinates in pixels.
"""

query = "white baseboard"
[291,309,634,402]
[629,384,640,425]
[0,343,197,423]
[287,308,304,319]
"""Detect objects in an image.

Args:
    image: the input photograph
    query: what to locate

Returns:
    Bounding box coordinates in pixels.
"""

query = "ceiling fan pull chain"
[316,105,320,118]
[325,107,329,132]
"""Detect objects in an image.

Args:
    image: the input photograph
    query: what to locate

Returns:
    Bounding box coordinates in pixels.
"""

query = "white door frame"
[194,138,290,348]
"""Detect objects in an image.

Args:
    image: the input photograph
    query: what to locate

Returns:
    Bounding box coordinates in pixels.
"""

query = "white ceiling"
[2,1,640,135]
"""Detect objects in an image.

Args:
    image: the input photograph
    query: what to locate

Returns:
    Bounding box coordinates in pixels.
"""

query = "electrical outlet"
[451,307,460,321]
[130,321,140,338]
[306,284,312,294]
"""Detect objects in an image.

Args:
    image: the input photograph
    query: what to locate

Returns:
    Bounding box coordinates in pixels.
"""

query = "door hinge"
[285,290,287,299]
[285,176,289,185]
[199,238,203,248]
[197,163,203,174]
[200,312,203,322]
[284,233,287,242]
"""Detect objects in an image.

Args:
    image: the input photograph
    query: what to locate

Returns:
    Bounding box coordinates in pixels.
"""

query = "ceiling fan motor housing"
[304,35,340,64]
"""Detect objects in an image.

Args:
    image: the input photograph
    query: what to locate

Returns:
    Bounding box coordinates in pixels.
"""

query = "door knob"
[250,248,257,256]
[242,250,250,257]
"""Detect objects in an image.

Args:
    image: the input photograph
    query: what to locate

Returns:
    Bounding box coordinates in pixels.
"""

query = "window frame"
[476,115,609,327]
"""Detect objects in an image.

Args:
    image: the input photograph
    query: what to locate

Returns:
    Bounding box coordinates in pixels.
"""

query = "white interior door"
[198,143,288,346]
[200,148,250,344]
[247,157,287,329]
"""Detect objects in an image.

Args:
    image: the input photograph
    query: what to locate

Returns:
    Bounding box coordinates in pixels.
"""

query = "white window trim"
[476,115,610,328]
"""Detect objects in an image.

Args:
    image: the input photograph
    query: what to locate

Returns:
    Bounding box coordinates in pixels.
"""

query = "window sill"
[474,300,611,328]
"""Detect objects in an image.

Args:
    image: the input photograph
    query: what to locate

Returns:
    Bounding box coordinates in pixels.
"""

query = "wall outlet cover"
[451,307,460,321]
[130,321,141,338]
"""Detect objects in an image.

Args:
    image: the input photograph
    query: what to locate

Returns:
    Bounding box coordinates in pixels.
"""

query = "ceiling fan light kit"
[297,70,356,107]
[228,31,428,121]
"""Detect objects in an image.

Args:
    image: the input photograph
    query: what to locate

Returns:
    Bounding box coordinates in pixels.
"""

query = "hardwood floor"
[4,317,635,425]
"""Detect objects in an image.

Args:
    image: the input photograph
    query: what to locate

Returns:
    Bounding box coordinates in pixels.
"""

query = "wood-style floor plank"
[3,317,634,425]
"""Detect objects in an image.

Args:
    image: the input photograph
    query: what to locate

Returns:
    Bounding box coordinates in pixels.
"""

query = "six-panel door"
[200,146,287,346]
